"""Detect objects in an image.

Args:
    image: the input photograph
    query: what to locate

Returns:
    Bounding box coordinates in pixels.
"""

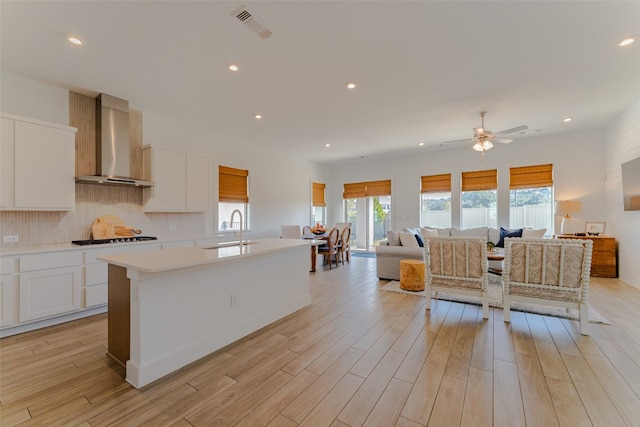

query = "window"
[343,180,391,251]
[420,173,452,228]
[509,164,553,234]
[461,169,497,228]
[218,165,249,231]
[311,182,326,226]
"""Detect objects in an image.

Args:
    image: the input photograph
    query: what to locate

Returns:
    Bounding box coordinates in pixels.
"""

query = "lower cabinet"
[1,273,17,328]
[19,266,81,322]
[84,262,108,308]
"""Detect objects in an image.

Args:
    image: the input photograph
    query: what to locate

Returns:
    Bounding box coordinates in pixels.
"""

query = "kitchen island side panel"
[107,264,130,366]
[123,244,310,388]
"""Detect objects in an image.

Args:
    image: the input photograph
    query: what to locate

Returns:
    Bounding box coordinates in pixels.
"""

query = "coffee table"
[487,248,505,275]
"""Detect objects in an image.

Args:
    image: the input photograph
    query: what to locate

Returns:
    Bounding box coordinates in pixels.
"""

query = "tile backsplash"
[0,183,206,248]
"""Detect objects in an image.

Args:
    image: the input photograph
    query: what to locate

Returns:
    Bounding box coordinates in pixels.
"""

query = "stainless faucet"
[230,209,243,247]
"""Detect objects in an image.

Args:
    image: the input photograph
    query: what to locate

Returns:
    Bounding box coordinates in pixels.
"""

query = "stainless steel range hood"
[77,94,154,187]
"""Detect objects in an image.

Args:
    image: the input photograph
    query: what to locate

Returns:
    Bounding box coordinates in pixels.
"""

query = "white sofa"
[376,226,507,280]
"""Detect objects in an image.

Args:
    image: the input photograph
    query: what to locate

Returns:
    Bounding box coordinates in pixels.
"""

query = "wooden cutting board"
[91,215,141,239]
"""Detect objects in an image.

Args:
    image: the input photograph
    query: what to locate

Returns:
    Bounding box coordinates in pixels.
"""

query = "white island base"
[99,238,311,388]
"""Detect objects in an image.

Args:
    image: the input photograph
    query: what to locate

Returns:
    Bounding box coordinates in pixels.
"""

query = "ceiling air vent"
[231,6,272,39]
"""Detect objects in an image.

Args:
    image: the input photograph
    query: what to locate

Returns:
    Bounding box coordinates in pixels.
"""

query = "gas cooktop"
[71,236,158,245]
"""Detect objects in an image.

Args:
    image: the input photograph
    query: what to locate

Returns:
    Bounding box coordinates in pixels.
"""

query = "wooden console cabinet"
[557,235,617,278]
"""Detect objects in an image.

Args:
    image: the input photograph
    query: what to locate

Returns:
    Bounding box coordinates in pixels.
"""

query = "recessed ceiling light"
[67,35,83,46]
[325,143,331,147]
[346,82,356,90]
[418,142,425,146]
[254,114,262,119]
[563,117,573,122]
[228,64,239,71]
[619,36,636,47]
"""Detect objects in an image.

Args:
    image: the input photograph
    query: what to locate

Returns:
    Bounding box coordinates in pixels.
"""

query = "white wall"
[605,100,640,288]
[0,71,69,125]
[325,128,607,234]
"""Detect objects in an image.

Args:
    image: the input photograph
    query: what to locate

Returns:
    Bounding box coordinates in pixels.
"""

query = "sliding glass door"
[345,195,391,252]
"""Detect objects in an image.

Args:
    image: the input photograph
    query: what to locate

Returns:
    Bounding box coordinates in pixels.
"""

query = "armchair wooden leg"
[482,294,489,319]
[503,294,511,322]
[579,303,589,335]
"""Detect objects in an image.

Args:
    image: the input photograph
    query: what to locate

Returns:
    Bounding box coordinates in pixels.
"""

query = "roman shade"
[219,165,249,203]
[510,164,553,189]
[343,179,391,199]
[312,182,326,207]
[421,173,452,193]
[461,169,497,191]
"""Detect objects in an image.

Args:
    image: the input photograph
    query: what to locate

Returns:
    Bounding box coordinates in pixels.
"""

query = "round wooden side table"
[400,259,425,291]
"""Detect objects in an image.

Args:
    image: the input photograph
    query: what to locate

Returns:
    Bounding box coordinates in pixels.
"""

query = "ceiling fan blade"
[493,137,514,144]
[495,125,528,135]
[442,138,472,144]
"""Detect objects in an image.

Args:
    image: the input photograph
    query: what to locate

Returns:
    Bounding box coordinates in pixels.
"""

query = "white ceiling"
[2,1,639,164]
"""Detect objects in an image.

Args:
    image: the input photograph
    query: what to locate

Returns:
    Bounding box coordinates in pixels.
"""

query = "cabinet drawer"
[85,283,107,307]
[85,263,108,286]
[19,266,81,322]
[21,251,82,272]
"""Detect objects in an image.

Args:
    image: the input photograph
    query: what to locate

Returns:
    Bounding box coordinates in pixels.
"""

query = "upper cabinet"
[1,113,76,211]
[142,146,212,212]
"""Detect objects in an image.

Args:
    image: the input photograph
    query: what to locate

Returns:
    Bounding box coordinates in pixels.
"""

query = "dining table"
[304,232,328,272]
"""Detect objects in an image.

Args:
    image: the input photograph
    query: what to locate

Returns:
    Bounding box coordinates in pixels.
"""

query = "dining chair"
[339,226,351,264]
[280,225,302,239]
[424,236,489,319]
[317,227,340,269]
[502,237,593,335]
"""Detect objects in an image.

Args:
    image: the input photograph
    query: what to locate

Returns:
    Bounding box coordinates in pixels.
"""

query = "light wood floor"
[2,255,640,427]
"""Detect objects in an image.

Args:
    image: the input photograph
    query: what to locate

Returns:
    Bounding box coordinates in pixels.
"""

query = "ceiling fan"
[443,111,528,157]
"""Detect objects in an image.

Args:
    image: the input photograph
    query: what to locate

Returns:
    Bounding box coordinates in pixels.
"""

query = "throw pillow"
[522,228,547,238]
[496,227,523,247]
[399,232,420,247]
[387,230,401,246]
[414,233,424,247]
[420,227,439,239]
[451,226,488,237]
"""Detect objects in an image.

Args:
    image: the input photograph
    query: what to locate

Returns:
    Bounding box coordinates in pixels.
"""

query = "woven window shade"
[421,173,451,193]
[343,179,391,199]
[312,182,326,207]
[461,169,497,191]
[510,164,553,189]
[219,165,249,203]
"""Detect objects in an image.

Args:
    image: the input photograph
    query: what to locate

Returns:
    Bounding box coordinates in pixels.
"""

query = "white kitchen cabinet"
[0,113,76,211]
[143,146,212,212]
[19,266,81,322]
[1,117,15,209]
[1,257,17,327]
[19,251,82,322]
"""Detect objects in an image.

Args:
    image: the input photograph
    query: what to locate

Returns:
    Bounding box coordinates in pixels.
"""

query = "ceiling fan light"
[483,141,494,150]
[473,142,484,152]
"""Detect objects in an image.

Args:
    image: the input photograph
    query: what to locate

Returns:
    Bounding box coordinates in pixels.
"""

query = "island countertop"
[97,237,310,273]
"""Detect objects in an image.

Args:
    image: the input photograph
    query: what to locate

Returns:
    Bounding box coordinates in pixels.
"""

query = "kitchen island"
[98,237,311,388]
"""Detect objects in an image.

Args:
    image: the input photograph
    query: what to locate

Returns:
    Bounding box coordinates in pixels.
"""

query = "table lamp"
[555,200,583,234]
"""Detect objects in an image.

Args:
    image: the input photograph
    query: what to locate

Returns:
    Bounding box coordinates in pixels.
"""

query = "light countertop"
[97,238,311,273]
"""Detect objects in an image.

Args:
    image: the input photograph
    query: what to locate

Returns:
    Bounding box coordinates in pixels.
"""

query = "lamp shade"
[555,200,582,217]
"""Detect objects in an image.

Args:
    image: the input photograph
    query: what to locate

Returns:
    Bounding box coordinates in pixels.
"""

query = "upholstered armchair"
[502,237,593,335]
[424,236,489,319]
